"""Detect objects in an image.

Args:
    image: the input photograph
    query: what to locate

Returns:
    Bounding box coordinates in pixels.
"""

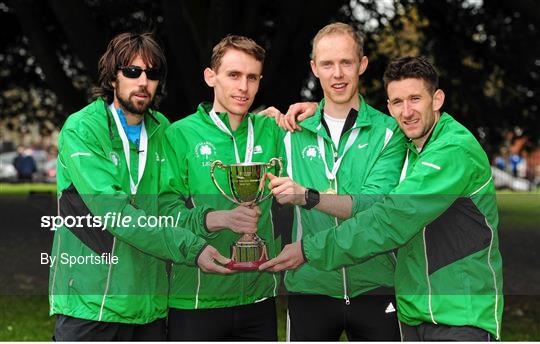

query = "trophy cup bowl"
[210,158,282,271]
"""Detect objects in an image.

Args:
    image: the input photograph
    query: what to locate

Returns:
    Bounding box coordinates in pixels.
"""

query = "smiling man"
[50,32,229,341]
[262,22,406,341]
[159,35,286,341]
[262,56,503,341]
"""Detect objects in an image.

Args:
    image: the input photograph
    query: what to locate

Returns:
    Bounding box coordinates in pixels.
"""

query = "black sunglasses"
[118,65,162,80]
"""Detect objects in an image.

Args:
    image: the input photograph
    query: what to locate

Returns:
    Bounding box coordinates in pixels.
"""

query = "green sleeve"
[303,146,472,271]
[158,126,217,240]
[352,127,407,214]
[59,127,207,266]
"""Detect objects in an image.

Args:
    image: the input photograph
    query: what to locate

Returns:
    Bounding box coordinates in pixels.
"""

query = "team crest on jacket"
[195,141,217,160]
[301,145,320,160]
[110,151,120,166]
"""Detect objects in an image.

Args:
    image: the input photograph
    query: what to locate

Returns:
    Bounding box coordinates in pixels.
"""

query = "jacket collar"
[300,94,372,139]
[197,102,251,134]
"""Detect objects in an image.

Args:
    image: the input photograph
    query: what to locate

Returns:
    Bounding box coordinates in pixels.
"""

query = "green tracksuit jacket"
[159,102,282,309]
[49,98,207,324]
[303,113,503,338]
[282,96,407,300]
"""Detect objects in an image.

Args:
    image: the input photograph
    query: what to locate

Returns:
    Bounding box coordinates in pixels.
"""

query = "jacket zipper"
[333,208,350,306]
[99,237,116,321]
[342,267,350,305]
[331,148,349,306]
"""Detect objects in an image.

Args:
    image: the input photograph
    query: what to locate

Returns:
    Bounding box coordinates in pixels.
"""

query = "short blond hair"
[311,22,364,60]
[210,35,265,72]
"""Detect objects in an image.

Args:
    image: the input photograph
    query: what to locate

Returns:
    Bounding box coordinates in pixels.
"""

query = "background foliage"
[1,0,539,155]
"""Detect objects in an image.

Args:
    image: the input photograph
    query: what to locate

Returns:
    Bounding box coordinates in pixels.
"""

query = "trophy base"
[226,259,267,271]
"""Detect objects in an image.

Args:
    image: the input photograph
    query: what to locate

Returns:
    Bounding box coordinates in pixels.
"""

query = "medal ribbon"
[317,128,360,188]
[209,109,254,163]
[109,103,148,195]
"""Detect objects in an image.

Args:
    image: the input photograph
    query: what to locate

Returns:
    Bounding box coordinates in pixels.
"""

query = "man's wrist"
[203,209,213,233]
[205,210,227,232]
[299,186,307,206]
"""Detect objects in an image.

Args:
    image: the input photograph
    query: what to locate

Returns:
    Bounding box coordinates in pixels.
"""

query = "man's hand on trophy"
[226,204,261,234]
[197,245,234,274]
[205,204,261,234]
[267,173,306,206]
[258,241,305,272]
[281,102,318,132]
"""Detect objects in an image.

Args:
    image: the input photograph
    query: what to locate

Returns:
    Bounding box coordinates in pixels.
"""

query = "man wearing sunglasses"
[50,32,231,341]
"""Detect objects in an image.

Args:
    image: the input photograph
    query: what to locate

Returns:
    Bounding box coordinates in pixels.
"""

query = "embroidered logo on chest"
[195,141,216,158]
[195,141,217,167]
[301,145,320,160]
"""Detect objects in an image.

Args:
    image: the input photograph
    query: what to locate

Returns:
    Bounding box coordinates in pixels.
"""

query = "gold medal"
[325,188,337,195]
[325,180,336,194]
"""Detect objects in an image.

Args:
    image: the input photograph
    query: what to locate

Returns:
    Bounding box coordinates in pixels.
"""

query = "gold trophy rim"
[222,161,271,168]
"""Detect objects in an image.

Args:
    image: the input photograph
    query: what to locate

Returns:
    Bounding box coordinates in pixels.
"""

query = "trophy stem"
[226,233,268,271]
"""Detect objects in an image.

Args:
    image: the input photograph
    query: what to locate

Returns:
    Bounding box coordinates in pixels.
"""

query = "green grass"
[0,183,56,195]
[0,296,54,340]
[502,296,540,341]
[497,192,540,229]
[0,190,538,340]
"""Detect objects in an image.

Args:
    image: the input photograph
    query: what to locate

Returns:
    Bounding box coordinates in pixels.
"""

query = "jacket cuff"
[351,194,381,215]
[193,207,218,240]
[202,208,214,234]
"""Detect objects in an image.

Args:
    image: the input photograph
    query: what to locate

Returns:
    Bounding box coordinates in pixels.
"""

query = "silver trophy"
[210,158,283,270]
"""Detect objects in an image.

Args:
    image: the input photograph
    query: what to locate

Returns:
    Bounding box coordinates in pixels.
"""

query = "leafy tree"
[1,0,538,153]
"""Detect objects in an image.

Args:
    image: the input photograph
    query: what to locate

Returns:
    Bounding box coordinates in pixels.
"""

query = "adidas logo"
[385,302,396,313]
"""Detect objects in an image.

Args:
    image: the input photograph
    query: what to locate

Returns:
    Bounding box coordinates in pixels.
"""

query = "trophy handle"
[258,157,283,202]
[210,160,239,204]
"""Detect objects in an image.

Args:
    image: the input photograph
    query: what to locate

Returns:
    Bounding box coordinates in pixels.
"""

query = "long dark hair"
[92,32,167,107]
